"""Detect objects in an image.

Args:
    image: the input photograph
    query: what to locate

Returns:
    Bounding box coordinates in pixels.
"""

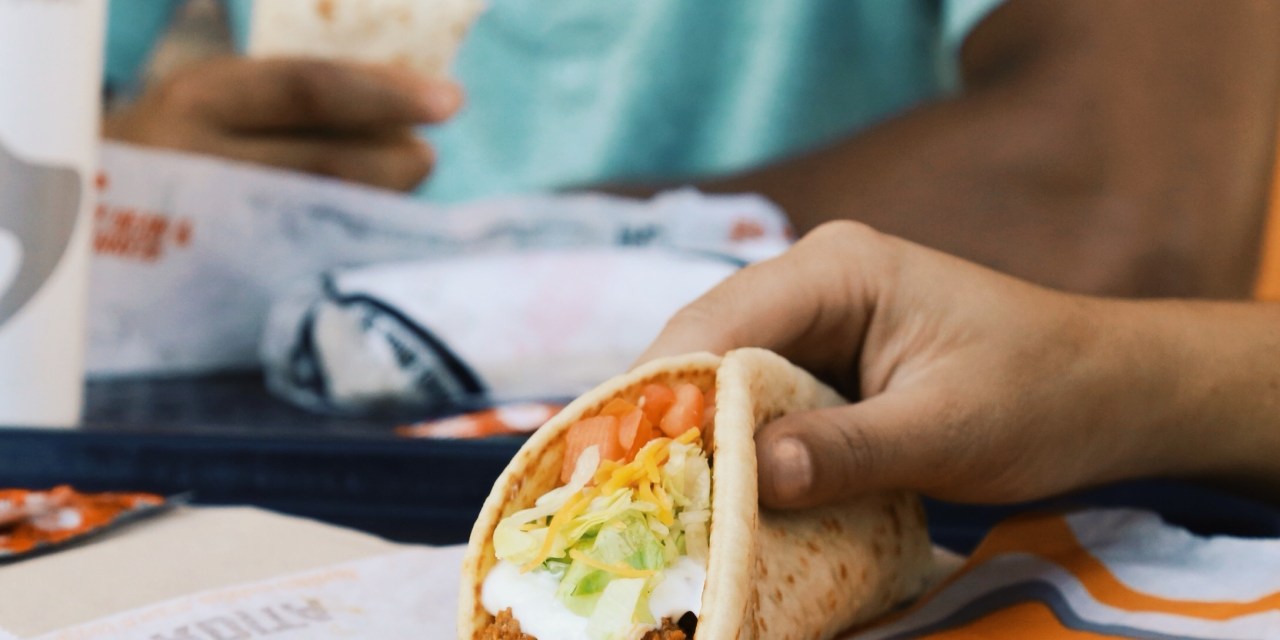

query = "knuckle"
[795,220,900,285]
[802,220,883,251]
[828,421,883,488]
[663,299,737,346]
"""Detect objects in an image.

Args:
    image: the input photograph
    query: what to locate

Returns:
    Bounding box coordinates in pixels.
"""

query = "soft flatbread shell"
[248,0,483,78]
[458,349,934,640]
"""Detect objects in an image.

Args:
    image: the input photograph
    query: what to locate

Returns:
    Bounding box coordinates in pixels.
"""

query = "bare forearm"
[700,91,1170,295]
[1117,300,1280,495]
[701,82,1271,299]
[703,1,1280,299]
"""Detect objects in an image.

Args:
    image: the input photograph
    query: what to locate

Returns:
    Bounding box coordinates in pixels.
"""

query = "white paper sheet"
[26,547,465,640]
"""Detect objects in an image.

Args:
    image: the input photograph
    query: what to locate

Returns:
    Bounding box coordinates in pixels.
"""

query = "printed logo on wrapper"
[92,172,194,263]
[0,138,82,328]
[30,547,466,640]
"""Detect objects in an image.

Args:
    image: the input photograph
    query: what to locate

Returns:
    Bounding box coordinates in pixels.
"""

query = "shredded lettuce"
[663,439,712,564]
[587,578,648,640]
[492,435,713,639]
[493,446,600,565]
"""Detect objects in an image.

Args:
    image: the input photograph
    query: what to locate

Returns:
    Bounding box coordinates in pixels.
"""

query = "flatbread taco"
[459,349,933,640]
[248,0,483,79]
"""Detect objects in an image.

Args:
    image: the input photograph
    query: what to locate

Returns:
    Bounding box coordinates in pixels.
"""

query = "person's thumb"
[755,391,953,509]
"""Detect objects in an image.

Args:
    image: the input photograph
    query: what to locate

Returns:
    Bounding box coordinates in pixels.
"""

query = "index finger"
[171,57,461,132]
[635,222,891,383]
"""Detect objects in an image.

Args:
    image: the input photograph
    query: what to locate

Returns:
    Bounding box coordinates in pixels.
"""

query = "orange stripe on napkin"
[942,513,1280,620]
[919,601,1112,639]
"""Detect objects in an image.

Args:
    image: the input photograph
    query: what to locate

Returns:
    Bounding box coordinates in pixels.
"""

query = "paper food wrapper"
[260,249,743,414]
[90,142,790,378]
[0,507,459,639]
[248,0,485,78]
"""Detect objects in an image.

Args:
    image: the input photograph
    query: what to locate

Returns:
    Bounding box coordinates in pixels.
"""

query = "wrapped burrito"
[248,0,484,78]
[459,349,934,640]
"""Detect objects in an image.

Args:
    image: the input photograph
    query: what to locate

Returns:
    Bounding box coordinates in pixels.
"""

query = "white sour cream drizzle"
[482,556,707,640]
[647,556,706,622]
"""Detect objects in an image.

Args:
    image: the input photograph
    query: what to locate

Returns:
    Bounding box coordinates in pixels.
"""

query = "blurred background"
[140,0,1280,300]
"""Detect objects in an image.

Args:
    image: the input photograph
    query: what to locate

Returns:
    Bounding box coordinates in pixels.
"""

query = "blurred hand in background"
[103,57,462,192]
[101,0,1280,299]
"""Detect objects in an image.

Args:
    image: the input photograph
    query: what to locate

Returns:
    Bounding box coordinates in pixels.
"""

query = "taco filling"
[480,382,714,640]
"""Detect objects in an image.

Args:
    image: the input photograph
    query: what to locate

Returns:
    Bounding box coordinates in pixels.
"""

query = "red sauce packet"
[0,485,177,563]
[396,402,564,439]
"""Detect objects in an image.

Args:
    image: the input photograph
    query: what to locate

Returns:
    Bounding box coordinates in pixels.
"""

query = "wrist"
[1109,301,1280,487]
[1051,297,1192,487]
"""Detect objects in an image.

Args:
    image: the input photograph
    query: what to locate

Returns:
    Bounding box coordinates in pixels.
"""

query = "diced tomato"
[598,399,637,418]
[640,384,676,425]
[659,383,704,438]
[617,408,654,461]
[561,416,624,483]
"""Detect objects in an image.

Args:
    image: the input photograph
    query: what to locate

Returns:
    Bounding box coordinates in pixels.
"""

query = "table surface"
[2,374,1278,551]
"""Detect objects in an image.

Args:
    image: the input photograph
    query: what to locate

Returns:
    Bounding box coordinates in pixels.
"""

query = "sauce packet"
[0,485,179,564]
[396,402,563,439]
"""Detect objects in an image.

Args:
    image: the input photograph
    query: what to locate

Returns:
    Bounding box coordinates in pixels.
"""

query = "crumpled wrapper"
[90,143,790,378]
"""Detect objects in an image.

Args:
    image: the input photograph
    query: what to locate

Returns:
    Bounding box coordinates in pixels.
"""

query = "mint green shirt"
[106,0,1003,202]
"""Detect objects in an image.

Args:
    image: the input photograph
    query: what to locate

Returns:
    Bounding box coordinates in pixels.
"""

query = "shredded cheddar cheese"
[568,549,656,579]
[522,490,595,572]
[521,428,705,572]
[652,484,674,525]
[595,459,623,484]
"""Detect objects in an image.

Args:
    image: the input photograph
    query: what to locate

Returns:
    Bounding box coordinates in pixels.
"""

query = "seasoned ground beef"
[477,610,691,640]
[640,617,688,640]
[478,609,535,640]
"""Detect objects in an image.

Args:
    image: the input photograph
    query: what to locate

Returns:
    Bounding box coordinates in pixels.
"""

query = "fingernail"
[423,83,462,119]
[765,437,813,504]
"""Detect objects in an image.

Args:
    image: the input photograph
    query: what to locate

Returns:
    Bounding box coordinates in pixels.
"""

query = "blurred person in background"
[102,0,1280,298]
